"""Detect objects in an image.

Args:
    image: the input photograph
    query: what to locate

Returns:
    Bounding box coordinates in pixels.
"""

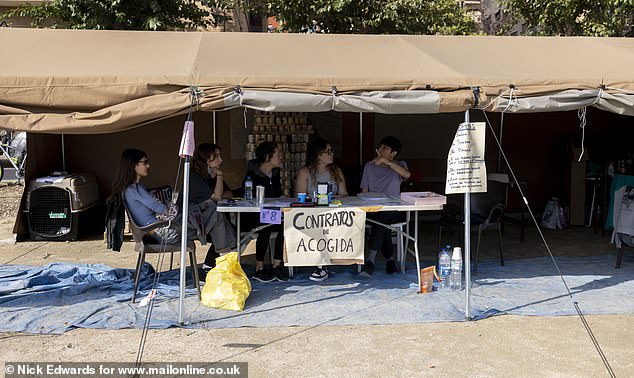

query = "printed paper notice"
[445,122,487,194]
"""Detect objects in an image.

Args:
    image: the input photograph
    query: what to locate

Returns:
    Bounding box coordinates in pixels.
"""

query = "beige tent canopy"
[2,29,634,135]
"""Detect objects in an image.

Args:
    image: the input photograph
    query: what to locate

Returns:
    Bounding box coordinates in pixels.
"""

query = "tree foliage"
[238,0,477,34]
[0,0,231,30]
[501,0,634,36]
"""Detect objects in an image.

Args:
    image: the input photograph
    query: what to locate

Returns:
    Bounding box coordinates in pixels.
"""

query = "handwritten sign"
[445,122,487,194]
[284,207,366,266]
[260,208,282,224]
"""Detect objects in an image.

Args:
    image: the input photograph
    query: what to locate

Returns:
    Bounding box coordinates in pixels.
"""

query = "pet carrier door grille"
[29,187,72,237]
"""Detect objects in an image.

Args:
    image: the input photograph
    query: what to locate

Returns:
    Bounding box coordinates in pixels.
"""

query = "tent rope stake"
[480,109,615,378]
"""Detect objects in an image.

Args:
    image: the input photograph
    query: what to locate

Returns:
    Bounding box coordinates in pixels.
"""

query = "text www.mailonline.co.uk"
[116,364,243,376]
[117,364,241,377]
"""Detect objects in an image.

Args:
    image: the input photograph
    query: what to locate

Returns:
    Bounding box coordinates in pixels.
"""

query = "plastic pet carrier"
[25,174,99,241]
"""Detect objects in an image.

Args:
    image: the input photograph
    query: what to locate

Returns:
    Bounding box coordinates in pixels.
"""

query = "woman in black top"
[190,143,235,274]
[190,143,233,203]
[242,141,288,283]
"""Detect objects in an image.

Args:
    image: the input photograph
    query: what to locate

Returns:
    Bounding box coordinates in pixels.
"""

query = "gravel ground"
[0,182,23,220]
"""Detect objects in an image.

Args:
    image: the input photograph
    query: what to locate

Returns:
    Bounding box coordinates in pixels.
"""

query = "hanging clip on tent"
[471,87,480,108]
[189,86,203,111]
[331,86,338,110]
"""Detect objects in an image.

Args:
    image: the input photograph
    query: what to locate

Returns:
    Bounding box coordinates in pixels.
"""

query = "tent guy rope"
[480,109,616,378]
[135,88,198,367]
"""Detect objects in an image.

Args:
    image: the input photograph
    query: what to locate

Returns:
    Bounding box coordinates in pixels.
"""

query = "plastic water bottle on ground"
[450,247,463,291]
[438,246,451,290]
[244,176,253,201]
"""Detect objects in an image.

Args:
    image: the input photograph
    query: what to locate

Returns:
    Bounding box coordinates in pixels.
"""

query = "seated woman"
[295,138,348,282]
[242,141,288,283]
[189,143,234,275]
[112,148,236,256]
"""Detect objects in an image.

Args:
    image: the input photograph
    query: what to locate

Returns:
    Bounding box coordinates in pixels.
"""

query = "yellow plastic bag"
[200,252,252,311]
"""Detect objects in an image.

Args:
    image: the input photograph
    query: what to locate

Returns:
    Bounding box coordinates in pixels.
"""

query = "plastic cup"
[297,192,307,203]
[256,185,265,204]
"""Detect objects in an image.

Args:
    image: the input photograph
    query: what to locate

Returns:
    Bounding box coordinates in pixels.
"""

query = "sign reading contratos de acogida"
[284,207,366,266]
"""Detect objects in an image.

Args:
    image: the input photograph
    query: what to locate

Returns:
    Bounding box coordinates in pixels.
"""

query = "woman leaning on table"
[295,138,348,282]
[189,143,236,277]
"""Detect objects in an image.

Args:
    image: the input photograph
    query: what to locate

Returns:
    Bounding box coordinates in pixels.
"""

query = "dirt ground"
[1,182,633,377]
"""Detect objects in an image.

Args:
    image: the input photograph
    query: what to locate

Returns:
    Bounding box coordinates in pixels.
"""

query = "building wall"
[480,0,525,35]
[0,0,49,27]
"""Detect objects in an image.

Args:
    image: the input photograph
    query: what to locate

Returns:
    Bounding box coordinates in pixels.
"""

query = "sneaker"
[204,246,219,269]
[252,267,275,283]
[386,260,397,274]
[359,260,374,277]
[198,265,212,284]
[309,267,329,282]
[272,266,290,282]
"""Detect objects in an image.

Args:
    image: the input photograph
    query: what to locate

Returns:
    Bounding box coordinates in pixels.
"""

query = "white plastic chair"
[359,221,407,274]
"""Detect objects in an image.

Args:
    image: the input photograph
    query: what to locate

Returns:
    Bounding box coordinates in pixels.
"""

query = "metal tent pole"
[178,156,191,325]
[359,112,363,166]
[464,110,472,321]
[497,116,504,172]
[61,134,66,172]
[212,111,217,144]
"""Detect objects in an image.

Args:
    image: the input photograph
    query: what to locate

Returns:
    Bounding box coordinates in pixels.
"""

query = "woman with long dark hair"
[112,148,180,244]
[242,141,288,283]
[295,138,347,200]
[190,143,233,203]
[113,148,236,256]
[295,138,348,281]
[189,143,234,274]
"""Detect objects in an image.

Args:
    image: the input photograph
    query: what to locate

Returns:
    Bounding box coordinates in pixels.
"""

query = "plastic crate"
[25,174,99,241]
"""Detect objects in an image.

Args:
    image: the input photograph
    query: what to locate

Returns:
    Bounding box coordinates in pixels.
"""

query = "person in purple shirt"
[359,136,411,276]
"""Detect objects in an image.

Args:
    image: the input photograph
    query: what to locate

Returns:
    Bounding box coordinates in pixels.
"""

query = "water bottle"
[450,247,463,291]
[438,246,451,290]
[244,176,253,200]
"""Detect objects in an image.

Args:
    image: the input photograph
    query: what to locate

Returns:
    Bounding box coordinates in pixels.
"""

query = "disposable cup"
[256,185,265,204]
[297,193,307,203]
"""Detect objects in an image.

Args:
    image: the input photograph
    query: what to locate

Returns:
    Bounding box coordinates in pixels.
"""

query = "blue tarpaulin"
[1,254,634,334]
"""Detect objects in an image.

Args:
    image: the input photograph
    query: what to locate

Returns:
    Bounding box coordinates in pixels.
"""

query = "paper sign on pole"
[445,122,487,194]
[179,120,195,158]
[284,207,366,266]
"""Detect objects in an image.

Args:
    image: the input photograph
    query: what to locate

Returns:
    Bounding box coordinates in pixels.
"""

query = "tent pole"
[359,112,363,166]
[61,134,66,172]
[464,110,472,321]
[179,156,191,325]
[497,117,503,172]
[212,111,217,144]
